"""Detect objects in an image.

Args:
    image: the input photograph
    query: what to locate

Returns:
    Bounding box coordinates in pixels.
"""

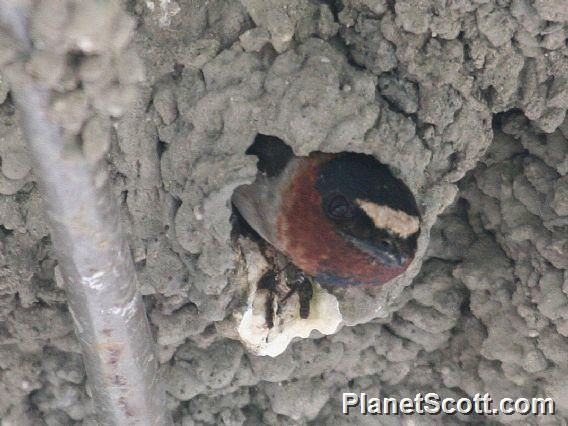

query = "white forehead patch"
[356,199,420,238]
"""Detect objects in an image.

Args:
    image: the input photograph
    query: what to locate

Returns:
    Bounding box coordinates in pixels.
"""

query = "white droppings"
[237,280,342,357]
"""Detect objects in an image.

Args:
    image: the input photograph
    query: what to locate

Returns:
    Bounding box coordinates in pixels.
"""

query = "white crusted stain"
[237,252,342,357]
[356,199,420,238]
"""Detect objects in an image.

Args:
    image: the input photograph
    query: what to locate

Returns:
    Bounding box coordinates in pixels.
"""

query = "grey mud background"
[0,0,567,424]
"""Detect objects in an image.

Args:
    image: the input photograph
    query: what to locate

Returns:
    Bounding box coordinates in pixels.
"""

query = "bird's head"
[314,153,420,269]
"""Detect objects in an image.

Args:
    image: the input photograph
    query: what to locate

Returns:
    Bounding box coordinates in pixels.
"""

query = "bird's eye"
[326,194,354,220]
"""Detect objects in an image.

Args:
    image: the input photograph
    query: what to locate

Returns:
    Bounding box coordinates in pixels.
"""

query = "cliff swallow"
[233,135,421,288]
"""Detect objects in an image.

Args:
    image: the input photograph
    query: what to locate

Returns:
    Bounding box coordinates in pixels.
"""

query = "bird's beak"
[369,239,408,267]
[341,232,408,267]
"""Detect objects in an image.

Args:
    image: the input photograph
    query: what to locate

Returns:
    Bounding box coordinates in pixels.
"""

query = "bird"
[233,134,421,287]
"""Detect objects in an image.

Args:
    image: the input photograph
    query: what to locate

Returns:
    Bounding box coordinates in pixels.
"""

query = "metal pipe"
[0,3,172,425]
